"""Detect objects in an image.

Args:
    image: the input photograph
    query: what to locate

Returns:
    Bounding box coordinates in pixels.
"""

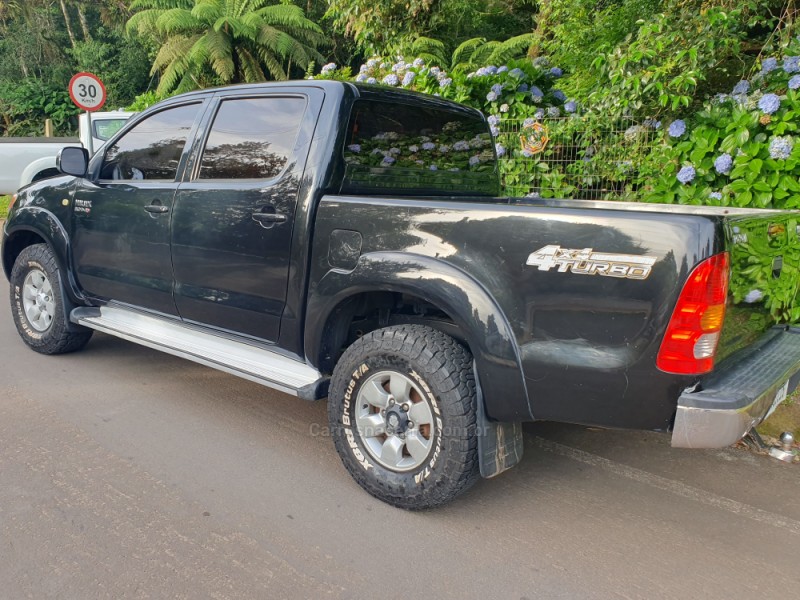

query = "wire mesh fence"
[496,116,662,200]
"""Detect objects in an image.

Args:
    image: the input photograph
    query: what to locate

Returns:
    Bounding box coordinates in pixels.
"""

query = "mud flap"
[475,362,524,478]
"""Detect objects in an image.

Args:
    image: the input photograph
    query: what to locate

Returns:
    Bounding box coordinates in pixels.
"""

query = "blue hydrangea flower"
[486,65,498,74]
[769,136,794,159]
[709,191,723,201]
[439,144,450,153]
[422,142,436,151]
[469,155,481,167]
[497,66,509,73]
[790,75,800,90]
[474,67,488,77]
[321,62,337,74]
[495,143,506,158]
[714,153,733,175]
[552,90,566,102]
[366,77,377,84]
[487,114,500,126]
[521,149,535,158]
[549,67,563,77]
[408,145,419,153]
[382,74,399,86]
[530,86,543,99]
[762,57,778,73]
[347,144,361,153]
[731,80,750,95]
[359,64,368,73]
[453,140,470,151]
[381,156,395,166]
[643,118,661,129]
[547,106,561,118]
[429,165,438,171]
[366,58,379,68]
[356,73,368,82]
[676,165,696,184]
[509,68,524,79]
[412,58,425,68]
[523,117,535,127]
[491,83,504,95]
[486,91,498,102]
[388,147,400,155]
[489,125,499,137]
[438,77,452,88]
[758,93,781,114]
[518,83,529,92]
[564,100,577,113]
[668,120,686,138]
[534,109,545,119]
[784,56,800,73]
[402,72,415,87]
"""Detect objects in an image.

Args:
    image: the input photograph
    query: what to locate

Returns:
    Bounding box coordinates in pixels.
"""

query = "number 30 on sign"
[69,72,106,112]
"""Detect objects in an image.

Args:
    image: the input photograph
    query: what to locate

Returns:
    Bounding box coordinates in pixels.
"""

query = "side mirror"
[57,147,89,178]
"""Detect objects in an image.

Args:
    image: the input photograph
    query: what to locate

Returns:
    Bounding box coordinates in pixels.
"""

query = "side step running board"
[71,306,327,399]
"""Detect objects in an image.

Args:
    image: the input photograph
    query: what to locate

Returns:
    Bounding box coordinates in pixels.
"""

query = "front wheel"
[328,325,479,509]
[9,244,93,354]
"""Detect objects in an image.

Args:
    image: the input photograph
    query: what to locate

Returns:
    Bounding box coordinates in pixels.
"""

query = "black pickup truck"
[4,81,800,508]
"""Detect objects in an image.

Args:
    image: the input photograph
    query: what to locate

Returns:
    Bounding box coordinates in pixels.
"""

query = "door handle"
[144,201,169,214]
[252,210,287,226]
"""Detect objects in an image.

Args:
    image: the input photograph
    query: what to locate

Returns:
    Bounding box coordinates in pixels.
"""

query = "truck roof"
[163,80,484,120]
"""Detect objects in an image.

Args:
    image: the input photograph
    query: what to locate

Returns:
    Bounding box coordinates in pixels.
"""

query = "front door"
[71,102,204,315]
[171,93,313,342]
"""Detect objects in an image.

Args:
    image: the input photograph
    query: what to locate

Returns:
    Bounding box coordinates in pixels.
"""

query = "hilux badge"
[526,245,657,280]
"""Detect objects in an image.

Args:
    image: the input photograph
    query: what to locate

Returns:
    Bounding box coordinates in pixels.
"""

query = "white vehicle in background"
[0,111,133,195]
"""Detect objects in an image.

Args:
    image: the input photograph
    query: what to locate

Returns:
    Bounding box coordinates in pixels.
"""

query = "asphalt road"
[1,276,799,600]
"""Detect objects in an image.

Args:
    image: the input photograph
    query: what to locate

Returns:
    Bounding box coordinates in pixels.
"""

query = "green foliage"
[127,0,326,94]
[0,195,10,220]
[0,79,79,136]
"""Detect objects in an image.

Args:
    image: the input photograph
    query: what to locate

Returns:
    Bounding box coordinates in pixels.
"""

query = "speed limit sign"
[68,72,106,112]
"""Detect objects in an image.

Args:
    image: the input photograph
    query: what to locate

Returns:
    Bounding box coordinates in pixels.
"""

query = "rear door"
[171,89,322,342]
[71,101,205,315]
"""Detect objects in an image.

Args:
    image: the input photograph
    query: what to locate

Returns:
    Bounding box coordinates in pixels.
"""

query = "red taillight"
[657,252,730,375]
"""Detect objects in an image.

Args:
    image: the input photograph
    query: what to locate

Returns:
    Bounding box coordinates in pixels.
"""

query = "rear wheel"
[9,244,93,354]
[328,325,479,509]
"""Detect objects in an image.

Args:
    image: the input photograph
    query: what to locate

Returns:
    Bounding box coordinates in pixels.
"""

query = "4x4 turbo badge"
[526,245,657,280]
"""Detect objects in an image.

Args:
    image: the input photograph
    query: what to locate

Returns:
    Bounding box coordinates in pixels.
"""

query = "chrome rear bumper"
[672,327,800,449]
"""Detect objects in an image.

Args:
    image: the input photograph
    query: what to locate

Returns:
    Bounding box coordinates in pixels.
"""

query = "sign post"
[68,72,107,156]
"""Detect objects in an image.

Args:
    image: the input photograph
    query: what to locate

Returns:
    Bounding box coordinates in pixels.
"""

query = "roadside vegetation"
[0,195,10,220]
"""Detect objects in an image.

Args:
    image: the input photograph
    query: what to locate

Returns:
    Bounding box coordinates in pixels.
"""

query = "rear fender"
[306,251,533,422]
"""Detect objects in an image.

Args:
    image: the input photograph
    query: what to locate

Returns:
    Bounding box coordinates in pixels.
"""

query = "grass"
[0,195,9,220]
[758,390,800,440]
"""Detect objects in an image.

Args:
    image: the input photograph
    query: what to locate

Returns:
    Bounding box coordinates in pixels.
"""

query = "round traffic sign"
[68,72,106,112]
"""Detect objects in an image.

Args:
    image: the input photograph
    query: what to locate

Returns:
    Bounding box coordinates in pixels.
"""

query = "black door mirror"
[57,147,89,178]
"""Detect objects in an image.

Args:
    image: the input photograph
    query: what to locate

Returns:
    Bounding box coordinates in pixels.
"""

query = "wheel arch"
[305,252,532,422]
[3,208,83,305]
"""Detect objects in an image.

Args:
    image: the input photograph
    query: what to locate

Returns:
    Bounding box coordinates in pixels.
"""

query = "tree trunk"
[58,0,77,48]
[77,3,91,41]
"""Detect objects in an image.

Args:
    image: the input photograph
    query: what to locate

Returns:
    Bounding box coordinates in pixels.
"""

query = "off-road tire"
[329,325,479,509]
[9,244,93,354]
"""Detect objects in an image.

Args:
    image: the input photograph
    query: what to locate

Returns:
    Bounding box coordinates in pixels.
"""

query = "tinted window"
[341,99,499,196]
[99,104,200,181]
[199,97,306,180]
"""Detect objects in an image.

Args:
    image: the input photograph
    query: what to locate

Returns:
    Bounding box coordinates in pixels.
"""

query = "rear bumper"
[672,326,800,449]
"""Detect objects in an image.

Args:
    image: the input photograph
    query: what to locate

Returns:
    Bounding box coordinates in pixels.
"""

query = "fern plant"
[127,0,326,94]
[450,33,536,72]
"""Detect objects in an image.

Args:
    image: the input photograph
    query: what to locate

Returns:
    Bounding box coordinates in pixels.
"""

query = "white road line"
[533,436,800,535]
